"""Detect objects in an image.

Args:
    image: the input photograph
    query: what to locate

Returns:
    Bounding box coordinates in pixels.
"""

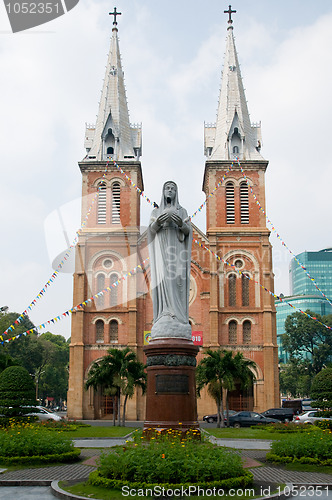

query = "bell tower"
[203,8,279,410]
[67,12,143,420]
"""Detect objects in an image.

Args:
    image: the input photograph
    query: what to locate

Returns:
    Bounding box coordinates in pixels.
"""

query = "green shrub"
[259,422,315,433]
[311,368,332,410]
[0,449,81,465]
[0,366,36,417]
[268,430,332,462]
[95,431,246,485]
[88,470,254,493]
[267,452,332,467]
[314,410,332,418]
[314,420,332,430]
[0,422,75,458]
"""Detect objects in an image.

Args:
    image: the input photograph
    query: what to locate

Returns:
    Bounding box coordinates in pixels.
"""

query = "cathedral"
[67,9,280,420]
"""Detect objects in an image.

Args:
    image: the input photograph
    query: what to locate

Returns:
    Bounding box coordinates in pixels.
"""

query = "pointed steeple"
[205,15,263,161]
[84,20,142,162]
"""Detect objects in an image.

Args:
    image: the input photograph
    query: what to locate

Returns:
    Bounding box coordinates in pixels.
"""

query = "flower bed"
[0,421,80,464]
[267,429,332,465]
[88,429,253,493]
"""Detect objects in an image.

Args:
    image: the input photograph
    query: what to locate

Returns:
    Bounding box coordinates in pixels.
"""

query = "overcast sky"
[1,0,332,340]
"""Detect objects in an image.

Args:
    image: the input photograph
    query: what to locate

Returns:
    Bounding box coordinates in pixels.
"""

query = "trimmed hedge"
[267,452,332,467]
[88,470,254,493]
[0,448,81,465]
[0,366,36,417]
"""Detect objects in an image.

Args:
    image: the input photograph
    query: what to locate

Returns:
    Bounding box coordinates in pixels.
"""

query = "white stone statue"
[148,181,192,340]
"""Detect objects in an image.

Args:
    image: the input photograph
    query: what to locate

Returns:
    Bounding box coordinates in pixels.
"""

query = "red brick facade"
[67,156,280,420]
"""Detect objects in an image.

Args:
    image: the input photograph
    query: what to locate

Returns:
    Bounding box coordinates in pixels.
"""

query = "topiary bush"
[311,368,332,410]
[0,365,36,417]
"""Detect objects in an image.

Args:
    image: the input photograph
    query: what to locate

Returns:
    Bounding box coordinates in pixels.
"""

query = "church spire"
[204,8,263,161]
[84,11,142,162]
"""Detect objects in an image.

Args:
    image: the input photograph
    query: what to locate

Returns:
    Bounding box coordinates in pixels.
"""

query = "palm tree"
[85,347,146,426]
[196,349,256,428]
[196,349,231,427]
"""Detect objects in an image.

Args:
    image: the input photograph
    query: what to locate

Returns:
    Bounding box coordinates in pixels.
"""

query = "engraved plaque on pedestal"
[155,374,189,394]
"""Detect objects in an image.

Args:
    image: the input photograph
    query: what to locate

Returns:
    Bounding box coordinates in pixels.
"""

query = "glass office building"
[276,248,332,363]
[290,248,332,299]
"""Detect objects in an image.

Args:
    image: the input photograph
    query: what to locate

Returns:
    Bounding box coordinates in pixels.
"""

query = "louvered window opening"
[240,182,249,224]
[98,183,107,224]
[96,274,105,308]
[242,274,249,306]
[110,273,118,307]
[228,273,237,306]
[228,321,237,344]
[109,320,118,341]
[243,321,251,344]
[226,182,235,224]
[112,182,121,224]
[96,320,104,342]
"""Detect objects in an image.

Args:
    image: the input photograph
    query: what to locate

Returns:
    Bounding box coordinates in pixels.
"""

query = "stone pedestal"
[143,338,199,434]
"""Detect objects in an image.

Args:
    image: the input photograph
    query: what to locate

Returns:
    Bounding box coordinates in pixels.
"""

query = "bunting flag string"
[1,165,110,338]
[189,166,231,220]
[235,157,332,307]
[193,238,332,332]
[0,258,150,345]
[110,158,158,207]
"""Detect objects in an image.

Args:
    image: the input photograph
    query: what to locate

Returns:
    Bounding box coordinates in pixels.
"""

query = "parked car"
[261,408,295,422]
[293,410,332,425]
[203,410,237,423]
[225,411,279,428]
[26,406,63,422]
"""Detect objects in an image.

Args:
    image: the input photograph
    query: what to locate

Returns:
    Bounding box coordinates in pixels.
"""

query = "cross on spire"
[109,7,122,25]
[224,5,236,24]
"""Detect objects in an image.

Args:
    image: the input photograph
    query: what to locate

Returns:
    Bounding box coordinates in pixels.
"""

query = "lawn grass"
[59,426,136,438]
[60,480,284,499]
[205,427,286,440]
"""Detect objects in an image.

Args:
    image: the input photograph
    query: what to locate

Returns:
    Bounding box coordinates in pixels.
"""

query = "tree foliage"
[283,311,332,374]
[310,367,332,409]
[0,365,36,417]
[0,312,69,403]
[279,359,312,398]
[85,347,146,426]
[196,349,256,427]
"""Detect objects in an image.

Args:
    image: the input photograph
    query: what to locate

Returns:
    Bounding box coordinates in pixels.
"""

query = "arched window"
[97,182,107,224]
[96,274,105,308]
[226,182,235,224]
[228,273,237,306]
[95,320,104,343]
[228,321,237,344]
[240,181,249,224]
[242,274,249,306]
[110,273,118,307]
[107,146,114,155]
[243,321,251,344]
[233,146,239,154]
[109,320,118,342]
[112,182,121,224]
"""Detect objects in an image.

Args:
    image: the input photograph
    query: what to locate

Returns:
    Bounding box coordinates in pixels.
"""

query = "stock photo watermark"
[3,0,79,33]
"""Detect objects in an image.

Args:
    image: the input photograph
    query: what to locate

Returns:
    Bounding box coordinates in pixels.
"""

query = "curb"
[0,479,52,486]
[51,480,91,500]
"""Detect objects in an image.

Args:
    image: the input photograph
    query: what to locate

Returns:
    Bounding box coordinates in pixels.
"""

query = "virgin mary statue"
[148,181,192,340]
